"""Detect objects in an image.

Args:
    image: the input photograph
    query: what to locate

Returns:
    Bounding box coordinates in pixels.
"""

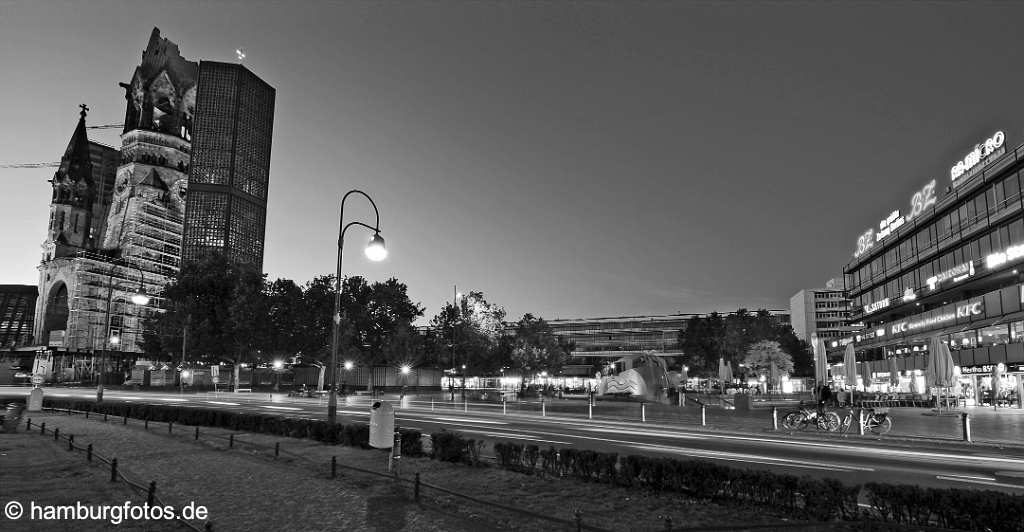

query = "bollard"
[701,405,706,426]
[147,481,157,505]
[588,402,593,420]
[574,509,582,532]
[194,426,200,440]
[103,413,108,422]
[123,414,128,425]
[642,402,646,422]
[275,442,280,458]
[414,472,421,502]
[503,399,507,415]
[87,444,93,462]
[111,459,118,482]
[962,412,972,442]
[542,399,546,417]
[331,456,337,478]
[431,398,434,411]
[54,428,60,441]
[772,406,778,431]
[858,409,865,436]
[68,435,74,451]
[40,422,45,435]
[67,406,71,416]
[145,419,149,430]
[86,410,89,419]
[229,434,234,448]
[464,399,468,413]
[26,418,31,430]
[168,422,173,434]
[205,522,214,532]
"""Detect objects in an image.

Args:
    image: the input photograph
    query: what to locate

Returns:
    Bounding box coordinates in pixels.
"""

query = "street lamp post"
[97,260,149,403]
[328,190,387,424]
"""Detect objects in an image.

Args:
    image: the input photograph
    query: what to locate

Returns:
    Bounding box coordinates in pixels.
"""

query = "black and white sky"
[3,1,1024,323]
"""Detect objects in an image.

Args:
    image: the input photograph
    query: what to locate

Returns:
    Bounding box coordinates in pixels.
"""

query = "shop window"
[950,330,978,350]
[978,324,1010,346]
[1011,321,1024,342]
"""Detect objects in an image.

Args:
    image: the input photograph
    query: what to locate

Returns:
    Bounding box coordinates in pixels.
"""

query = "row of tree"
[141,253,573,375]
[142,254,812,378]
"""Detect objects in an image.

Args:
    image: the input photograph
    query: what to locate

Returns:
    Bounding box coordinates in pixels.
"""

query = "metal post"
[40,422,45,435]
[962,412,972,442]
[168,421,173,434]
[68,435,74,451]
[87,444,93,462]
[26,418,31,430]
[275,442,280,457]
[772,406,778,430]
[144,419,149,430]
[147,481,156,505]
[110,458,118,482]
[194,426,199,440]
[574,509,582,532]
[431,398,434,411]
[503,399,506,415]
[229,434,234,448]
[123,414,127,425]
[331,456,337,478]
[542,399,546,417]
[858,408,865,436]
[588,402,593,420]
[54,428,59,441]
[414,472,420,502]
[701,405,706,426]
[463,399,468,412]
[641,402,646,422]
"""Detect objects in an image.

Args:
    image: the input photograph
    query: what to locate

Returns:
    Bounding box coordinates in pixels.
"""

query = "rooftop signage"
[951,131,1005,184]
[986,242,1024,270]
[926,261,975,290]
[863,298,890,315]
[854,180,937,258]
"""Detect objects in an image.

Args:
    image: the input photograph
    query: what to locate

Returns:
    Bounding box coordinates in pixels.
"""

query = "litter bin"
[369,400,395,449]
[733,392,751,411]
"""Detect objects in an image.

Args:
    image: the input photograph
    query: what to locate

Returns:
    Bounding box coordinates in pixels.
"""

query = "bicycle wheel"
[782,412,802,430]
[838,413,852,434]
[870,416,893,435]
[820,411,840,432]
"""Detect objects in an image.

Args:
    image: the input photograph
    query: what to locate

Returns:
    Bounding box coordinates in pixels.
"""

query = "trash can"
[369,400,395,449]
[733,392,750,411]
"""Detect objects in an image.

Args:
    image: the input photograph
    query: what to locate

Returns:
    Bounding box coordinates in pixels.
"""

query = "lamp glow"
[109,335,120,345]
[273,360,284,370]
[400,365,410,375]
[344,361,354,371]
[364,233,387,261]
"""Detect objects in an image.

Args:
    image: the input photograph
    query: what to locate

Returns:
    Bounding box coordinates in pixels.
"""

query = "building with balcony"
[842,129,1024,401]
[789,277,857,344]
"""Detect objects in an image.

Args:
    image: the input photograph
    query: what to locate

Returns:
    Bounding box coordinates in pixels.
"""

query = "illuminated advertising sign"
[960,363,1023,375]
[863,298,891,315]
[902,288,917,302]
[887,301,983,336]
[986,243,1024,270]
[853,180,937,258]
[951,131,1005,184]
[926,261,975,290]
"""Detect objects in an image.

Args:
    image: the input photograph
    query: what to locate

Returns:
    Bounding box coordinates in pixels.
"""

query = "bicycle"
[839,407,893,435]
[782,404,840,432]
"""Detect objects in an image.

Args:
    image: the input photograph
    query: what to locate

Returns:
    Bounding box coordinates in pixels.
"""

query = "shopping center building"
[842,130,1024,403]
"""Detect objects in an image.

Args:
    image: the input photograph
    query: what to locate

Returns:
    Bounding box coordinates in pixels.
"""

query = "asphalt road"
[7,386,1024,494]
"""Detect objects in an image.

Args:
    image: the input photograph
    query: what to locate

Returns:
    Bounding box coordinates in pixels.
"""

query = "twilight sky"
[3,1,1024,324]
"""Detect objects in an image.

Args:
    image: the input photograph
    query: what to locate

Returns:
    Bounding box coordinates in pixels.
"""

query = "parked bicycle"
[839,407,893,435]
[781,404,840,432]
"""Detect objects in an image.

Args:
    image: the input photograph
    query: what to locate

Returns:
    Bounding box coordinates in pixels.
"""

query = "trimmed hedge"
[866,482,1024,531]
[42,398,422,456]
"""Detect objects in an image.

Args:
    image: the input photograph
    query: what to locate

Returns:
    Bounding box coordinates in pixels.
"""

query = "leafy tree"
[427,290,506,375]
[678,309,810,378]
[743,340,794,377]
[509,313,570,376]
[260,278,304,360]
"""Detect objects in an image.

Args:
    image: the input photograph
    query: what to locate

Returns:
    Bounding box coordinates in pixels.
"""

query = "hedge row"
[43,398,424,457]
[494,442,857,521]
[867,482,1024,531]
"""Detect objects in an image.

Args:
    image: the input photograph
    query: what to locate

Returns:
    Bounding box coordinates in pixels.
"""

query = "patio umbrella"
[718,358,727,395]
[888,357,900,389]
[925,336,957,410]
[843,344,858,404]
[861,360,873,390]
[316,364,325,392]
[812,338,829,385]
[992,364,1004,405]
[769,360,779,392]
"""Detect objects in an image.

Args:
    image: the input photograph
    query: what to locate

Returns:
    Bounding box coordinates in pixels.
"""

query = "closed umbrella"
[992,363,1004,407]
[888,357,899,388]
[813,338,829,385]
[718,358,727,395]
[843,344,858,405]
[769,360,779,393]
[861,360,873,391]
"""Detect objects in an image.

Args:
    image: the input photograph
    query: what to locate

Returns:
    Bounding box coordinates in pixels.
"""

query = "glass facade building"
[843,131,1024,403]
[184,61,275,268]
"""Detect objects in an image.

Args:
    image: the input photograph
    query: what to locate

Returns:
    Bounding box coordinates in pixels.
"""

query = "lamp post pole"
[97,260,149,403]
[328,190,386,424]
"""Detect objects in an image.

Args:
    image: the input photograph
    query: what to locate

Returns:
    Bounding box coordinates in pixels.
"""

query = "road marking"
[261,406,302,411]
[936,475,1024,489]
[205,401,241,406]
[629,443,875,473]
[460,429,571,445]
[431,416,508,425]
